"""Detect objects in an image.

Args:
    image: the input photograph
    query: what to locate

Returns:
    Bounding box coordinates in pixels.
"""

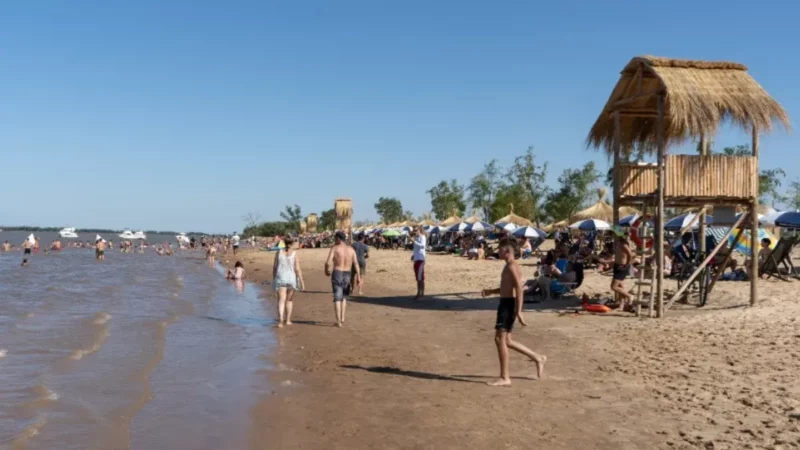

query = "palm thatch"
[587,56,790,154]
[463,209,482,224]
[419,219,437,226]
[334,198,352,230]
[570,188,638,223]
[494,204,533,227]
[306,214,318,233]
[438,210,463,227]
[300,221,307,233]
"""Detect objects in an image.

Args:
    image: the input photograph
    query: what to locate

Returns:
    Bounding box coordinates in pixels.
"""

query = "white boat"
[176,233,190,244]
[59,227,79,238]
[119,229,146,240]
[133,231,147,240]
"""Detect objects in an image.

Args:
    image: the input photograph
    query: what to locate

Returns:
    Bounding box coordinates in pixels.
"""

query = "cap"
[335,231,347,241]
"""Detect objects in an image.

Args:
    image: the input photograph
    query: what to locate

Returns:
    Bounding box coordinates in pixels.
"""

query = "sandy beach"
[228,245,800,450]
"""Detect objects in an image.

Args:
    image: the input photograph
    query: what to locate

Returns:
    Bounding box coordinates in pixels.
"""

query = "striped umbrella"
[568,219,611,231]
[494,222,518,232]
[702,228,777,257]
[464,221,493,233]
[665,213,714,231]
[447,222,470,233]
[512,226,547,239]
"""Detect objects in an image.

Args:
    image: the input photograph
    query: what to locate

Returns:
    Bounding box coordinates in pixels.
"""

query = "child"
[227,261,247,280]
[481,238,546,387]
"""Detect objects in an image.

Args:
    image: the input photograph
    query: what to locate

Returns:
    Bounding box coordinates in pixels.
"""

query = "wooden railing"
[618,155,757,200]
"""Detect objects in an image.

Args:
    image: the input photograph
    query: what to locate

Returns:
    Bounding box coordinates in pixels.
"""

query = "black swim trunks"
[331,270,351,302]
[613,263,629,281]
[495,297,517,332]
[24,248,31,255]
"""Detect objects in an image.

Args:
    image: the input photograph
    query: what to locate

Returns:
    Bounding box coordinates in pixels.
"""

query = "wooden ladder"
[633,205,656,318]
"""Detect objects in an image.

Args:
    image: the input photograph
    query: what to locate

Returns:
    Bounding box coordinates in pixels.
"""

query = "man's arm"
[324,247,335,276]
[481,287,501,297]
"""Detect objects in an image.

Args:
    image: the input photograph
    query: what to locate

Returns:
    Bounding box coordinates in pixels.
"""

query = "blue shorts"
[331,270,351,302]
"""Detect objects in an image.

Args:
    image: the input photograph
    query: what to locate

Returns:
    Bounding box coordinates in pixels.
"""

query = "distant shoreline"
[0,227,210,235]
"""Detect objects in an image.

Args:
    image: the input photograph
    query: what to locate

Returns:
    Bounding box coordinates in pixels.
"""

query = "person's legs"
[611,279,631,305]
[488,330,511,386]
[277,287,287,327]
[506,334,547,379]
[539,276,552,300]
[285,289,295,325]
[341,298,347,323]
[334,300,343,327]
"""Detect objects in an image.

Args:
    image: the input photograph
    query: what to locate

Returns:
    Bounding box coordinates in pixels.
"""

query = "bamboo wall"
[619,155,757,199]
[335,198,352,231]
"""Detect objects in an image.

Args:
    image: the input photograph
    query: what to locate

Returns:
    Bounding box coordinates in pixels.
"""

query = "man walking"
[412,227,427,300]
[325,231,360,327]
[352,234,369,295]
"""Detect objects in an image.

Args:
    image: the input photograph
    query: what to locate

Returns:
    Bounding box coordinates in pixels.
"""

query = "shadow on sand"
[340,365,482,383]
[346,292,584,313]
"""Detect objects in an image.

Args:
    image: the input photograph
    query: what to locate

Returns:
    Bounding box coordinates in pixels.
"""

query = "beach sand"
[227,246,800,450]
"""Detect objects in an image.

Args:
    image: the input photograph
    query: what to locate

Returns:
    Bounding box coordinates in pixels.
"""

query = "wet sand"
[235,246,800,450]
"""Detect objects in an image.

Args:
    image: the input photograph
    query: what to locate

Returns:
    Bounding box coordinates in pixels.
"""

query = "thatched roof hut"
[571,188,638,223]
[463,210,482,224]
[587,56,790,153]
[494,204,532,227]
[438,210,463,227]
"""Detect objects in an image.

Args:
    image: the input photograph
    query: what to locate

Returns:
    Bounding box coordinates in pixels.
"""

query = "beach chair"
[761,237,795,281]
[551,262,584,298]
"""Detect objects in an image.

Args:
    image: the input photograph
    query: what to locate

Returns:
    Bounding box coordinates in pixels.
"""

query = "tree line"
[242,144,799,236]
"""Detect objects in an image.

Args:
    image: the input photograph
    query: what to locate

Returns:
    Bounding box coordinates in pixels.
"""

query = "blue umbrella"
[429,226,447,234]
[465,221,493,233]
[447,222,469,232]
[773,211,800,228]
[569,219,611,231]
[619,214,639,227]
[494,222,518,232]
[512,226,547,239]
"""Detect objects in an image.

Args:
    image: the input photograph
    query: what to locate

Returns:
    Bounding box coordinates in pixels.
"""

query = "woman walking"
[273,238,304,327]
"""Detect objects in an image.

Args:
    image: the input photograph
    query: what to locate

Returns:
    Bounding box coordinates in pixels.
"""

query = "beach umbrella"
[429,226,448,234]
[382,229,402,238]
[512,226,547,239]
[699,228,777,257]
[447,222,469,232]
[494,222,518,232]
[438,210,463,227]
[494,204,532,227]
[619,214,639,227]
[665,213,714,232]
[570,188,639,223]
[568,219,611,231]
[464,221,493,233]
[463,210,482,224]
[772,211,800,228]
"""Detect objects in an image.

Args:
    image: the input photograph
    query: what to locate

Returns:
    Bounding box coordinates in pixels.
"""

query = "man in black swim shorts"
[481,238,546,387]
[325,231,360,327]
[610,230,633,310]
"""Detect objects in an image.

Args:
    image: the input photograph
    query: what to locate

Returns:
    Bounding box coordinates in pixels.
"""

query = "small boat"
[133,231,147,240]
[119,230,147,240]
[59,227,79,238]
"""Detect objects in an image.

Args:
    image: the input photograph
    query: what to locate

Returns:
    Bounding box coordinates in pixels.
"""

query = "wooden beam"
[656,94,665,318]
[751,124,760,306]
[611,89,664,110]
[620,66,644,101]
[664,212,748,312]
[707,226,745,294]
[698,134,708,268]
[608,109,659,118]
[613,111,621,306]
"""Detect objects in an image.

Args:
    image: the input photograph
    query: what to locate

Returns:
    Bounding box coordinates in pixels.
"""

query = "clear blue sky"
[1,1,797,232]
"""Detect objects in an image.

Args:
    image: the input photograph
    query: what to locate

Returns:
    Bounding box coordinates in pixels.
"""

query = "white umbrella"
[27,234,35,244]
[512,226,547,239]
[494,222,518,232]
[464,221,493,233]
[665,213,714,232]
[447,222,469,232]
[568,219,611,231]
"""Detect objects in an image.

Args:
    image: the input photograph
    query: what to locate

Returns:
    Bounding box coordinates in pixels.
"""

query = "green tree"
[505,146,549,223]
[468,159,501,222]
[243,221,289,237]
[403,210,415,221]
[490,184,533,222]
[319,209,337,231]
[787,181,800,211]
[428,179,467,220]
[373,197,404,224]
[280,204,303,232]
[543,162,600,222]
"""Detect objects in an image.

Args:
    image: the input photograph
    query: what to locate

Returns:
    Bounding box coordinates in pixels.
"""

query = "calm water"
[0,232,274,449]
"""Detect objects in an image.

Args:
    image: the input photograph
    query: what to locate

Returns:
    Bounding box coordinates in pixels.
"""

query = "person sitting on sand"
[274,238,304,327]
[481,238,546,386]
[745,238,772,279]
[227,261,247,280]
[325,232,359,327]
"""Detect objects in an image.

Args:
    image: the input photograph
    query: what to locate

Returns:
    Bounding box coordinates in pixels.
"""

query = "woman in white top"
[273,237,304,327]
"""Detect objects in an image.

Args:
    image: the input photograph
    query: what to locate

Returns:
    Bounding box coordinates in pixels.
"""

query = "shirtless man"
[21,239,33,259]
[325,231,360,327]
[481,238,546,386]
[611,230,633,311]
[96,239,106,260]
[2,241,10,252]
[206,243,217,266]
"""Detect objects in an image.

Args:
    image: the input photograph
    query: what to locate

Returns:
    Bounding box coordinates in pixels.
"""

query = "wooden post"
[655,94,666,317]
[751,125,760,306]
[612,112,621,305]
[664,213,748,311]
[698,134,707,261]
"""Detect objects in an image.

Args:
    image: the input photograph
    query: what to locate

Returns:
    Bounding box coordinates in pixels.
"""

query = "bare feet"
[487,378,511,387]
[285,321,293,326]
[533,355,547,379]
[277,322,284,328]
[336,322,343,328]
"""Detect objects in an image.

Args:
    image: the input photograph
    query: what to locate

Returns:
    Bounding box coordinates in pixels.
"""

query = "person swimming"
[226,261,247,280]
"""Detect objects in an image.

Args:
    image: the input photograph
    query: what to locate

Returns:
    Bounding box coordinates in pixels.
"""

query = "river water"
[0,231,274,449]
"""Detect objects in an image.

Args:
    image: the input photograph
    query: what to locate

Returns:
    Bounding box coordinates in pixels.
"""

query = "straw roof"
[438,210,463,227]
[463,209,482,224]
[587,56,790,154]
[494,204,532,227]
[570,188,638,223]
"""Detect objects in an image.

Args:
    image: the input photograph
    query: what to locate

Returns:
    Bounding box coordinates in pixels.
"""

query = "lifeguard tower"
[587,56,789,317]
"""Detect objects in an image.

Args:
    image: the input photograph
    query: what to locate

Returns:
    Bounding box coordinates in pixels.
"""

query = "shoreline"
[226,246,800,450]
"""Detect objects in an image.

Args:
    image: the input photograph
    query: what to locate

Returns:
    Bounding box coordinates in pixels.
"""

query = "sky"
[1,1,798,233]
